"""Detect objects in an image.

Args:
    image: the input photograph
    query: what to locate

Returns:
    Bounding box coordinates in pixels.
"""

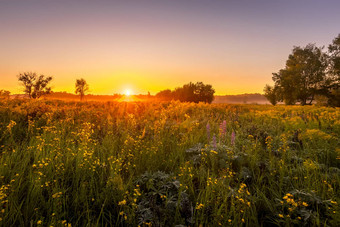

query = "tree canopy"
[327,34,340,106]
[18,72,53,99]
[75,78,89,101]
[0,90,10,100]
[263,85,278,106]
[156,82,215,103]
[264,35,340,106]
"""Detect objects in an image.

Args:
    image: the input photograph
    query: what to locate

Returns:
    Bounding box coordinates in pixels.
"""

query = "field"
[0,99,339,226]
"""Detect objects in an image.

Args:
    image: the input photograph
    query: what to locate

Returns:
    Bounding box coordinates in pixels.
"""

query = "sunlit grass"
[0,99,339,226]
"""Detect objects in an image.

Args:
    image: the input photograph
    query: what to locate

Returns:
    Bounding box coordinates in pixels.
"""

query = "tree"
[156,89,173,101]
[272,69,297,105]
[18,72,53,99]
[155,82,215,103]
[0,90,10,100]
[75,78,89,101]
[194,82,215,103]
[329,34,340,79]
[263,84,278,105]
[270,44,328,105]
[173,82,215,103]
[327,34,340,106]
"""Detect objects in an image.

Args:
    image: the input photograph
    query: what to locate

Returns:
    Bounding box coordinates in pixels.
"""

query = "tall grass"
[0,99,339,226]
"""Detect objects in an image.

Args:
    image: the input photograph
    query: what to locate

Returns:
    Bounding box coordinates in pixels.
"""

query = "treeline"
[155,82,215,103]
[264,34,340,106]
[5,73,93,101]
[0,90,11,100]
[2,72,216,103]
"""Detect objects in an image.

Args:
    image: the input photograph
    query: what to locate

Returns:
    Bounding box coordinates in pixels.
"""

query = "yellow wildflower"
[118,200,127,206]
[196,203,204,210]
[210,150,218,155]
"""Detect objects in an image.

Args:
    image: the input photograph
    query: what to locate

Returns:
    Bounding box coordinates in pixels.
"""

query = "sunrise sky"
[0,0,339,95]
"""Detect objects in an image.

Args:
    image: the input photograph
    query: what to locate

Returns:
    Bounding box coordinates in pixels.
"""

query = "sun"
[124,89,131,96]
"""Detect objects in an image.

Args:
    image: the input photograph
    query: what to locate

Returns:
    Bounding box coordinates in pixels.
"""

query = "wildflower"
[212,135,217,150]
[37,220,42,225]
[278,214,284,218]
[160,195,167,199]
[231,131,236,145]
[302,202,308,207]
[210,150,218,155]
[6,120,16,133]
[196,203,204,210]
[219,120,226,139]
[52,192,62,199]
[118,200,127,206]
[206,123,210,140]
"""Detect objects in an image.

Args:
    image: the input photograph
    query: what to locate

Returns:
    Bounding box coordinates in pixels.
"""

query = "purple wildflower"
[206,122,211,140]
[219,120,227,141]
[231,131,236,146]
[212,135,217,150]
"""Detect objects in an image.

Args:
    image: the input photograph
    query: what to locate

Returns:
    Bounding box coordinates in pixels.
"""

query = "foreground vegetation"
[0,99,339,226]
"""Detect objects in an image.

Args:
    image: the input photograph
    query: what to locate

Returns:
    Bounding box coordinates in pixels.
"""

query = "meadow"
[0,99,339,226]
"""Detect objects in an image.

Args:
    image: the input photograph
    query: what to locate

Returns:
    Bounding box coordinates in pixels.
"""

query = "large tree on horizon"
[269,44,328,105]
[326,34,340,106]
[156,82,215,103]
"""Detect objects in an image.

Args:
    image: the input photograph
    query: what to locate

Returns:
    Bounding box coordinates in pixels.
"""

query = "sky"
[0,0,339,95]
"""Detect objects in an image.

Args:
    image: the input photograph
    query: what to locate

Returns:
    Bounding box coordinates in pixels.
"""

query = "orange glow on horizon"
[124,89,132,96]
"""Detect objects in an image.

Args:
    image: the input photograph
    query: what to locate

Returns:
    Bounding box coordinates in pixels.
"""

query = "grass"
[0,99,339,226]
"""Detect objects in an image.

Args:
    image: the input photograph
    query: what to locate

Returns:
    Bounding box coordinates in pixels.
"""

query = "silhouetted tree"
[329,34,340,80]
[18,72,53,99]
[272,69,297,105]
[75,78,89,101]
[156,89,173,101]
[0,90,10,100]
[269,44,328,105]
[194,82,215,103]
[326,34,340,106]
[157,82,215,103]
[263,84,278,105]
